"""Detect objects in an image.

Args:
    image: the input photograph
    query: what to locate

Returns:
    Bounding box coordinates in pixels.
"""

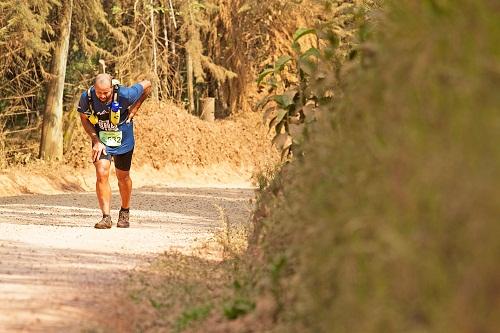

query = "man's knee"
[96,167,110,182]
[116,170,131,183]
[94,159,110,181]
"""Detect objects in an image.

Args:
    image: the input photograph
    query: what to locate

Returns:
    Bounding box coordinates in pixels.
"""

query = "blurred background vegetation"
[243,0,500,332]
[0,0,325,165]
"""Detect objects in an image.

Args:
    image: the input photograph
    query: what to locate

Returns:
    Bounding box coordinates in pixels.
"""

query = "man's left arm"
[126,80,152,123]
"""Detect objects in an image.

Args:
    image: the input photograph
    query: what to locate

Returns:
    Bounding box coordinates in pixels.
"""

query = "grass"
[122,252,233,332]
[174,304,212,332]
[108,205,255,332]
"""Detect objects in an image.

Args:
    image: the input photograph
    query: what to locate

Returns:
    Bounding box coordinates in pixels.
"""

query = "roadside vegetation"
[107,0,500,332]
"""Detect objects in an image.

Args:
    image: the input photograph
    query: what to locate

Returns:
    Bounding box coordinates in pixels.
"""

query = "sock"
[120,207,129,212]
[103,214,110,218]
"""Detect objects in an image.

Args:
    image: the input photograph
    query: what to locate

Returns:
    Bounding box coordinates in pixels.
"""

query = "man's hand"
[92,140,107,162]
[126,107,137,123]
[126,80,152,123]
[79,113,106,162]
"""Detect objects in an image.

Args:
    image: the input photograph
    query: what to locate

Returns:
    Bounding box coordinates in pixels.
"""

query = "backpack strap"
[109,84,127,125]
[87,86,95,114]
[86,86,99,125]
[112,84,120,104]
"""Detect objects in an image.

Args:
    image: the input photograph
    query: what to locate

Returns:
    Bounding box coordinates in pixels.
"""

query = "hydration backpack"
[86,82,121,125]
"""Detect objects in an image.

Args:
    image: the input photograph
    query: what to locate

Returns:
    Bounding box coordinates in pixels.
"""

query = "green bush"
[175,305,212,332]
[252,0,500,332]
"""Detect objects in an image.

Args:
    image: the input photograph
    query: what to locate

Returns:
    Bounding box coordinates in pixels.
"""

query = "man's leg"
[115,149,133,228]
[116,168,132,209]
[94,158,113,228]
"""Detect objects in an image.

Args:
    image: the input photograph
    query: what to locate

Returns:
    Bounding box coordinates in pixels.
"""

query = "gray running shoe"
[117,210,130,228]
[95,215,112,229]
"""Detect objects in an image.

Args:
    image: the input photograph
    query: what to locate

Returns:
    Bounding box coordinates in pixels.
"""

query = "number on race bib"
[99,130,123,147]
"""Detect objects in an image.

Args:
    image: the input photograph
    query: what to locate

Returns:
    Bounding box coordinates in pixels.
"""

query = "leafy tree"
[0,0,56,115]
[179,0,237,113]
[256,0,379,160]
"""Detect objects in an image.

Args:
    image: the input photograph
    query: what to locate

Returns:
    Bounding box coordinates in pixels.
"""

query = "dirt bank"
[65,101,278,172]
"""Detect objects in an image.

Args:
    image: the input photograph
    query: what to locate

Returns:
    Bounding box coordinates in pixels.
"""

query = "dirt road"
[0,186,254,332]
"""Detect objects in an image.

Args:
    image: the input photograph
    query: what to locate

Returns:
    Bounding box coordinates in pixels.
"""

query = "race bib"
[99,130,123,147]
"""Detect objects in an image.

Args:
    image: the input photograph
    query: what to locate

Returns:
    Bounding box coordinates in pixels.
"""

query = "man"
[78,74,151,229]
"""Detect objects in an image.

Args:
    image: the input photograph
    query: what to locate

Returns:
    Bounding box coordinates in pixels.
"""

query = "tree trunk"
[162,10,170,98]
[186,51,194,114]
[150,0,159,100]
[39,0,73,160]
[200,97,215,122]
[167,0,177,55]
[63,93,82,153]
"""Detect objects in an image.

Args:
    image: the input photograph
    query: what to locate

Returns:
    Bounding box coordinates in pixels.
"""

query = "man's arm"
[79,113,107,162]
[126,80,152,123]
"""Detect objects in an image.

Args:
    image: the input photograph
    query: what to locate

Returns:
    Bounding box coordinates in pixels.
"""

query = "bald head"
[94,74,113,102]
[94,73,112,89]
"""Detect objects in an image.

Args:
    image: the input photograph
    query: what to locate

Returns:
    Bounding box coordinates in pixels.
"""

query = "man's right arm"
[79,113,99,143]
[79,113,106,161]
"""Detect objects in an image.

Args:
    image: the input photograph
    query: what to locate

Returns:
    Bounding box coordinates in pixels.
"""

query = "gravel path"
[0,186,254,332]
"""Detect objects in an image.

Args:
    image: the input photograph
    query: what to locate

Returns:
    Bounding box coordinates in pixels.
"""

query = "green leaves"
[255,27,327,161]
[257,89,297,113]
[318,28,339,48]
[274,55,292,71]
[256,68,274,85]
[300,47,320,60]
[293,28,316,42]
[273,89,298,109]
[256,55,292,86]
[299,47,320,75]
[292,28,317,53]
[268,109,288,134]
[223,298,255,320]
[175,305,212,332]
[111,5,123,15]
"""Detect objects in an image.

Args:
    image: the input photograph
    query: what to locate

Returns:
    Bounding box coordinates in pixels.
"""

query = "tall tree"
[150,0,160,99]
[179,0,237,114]
[0,1,55,116]
[39,0,73,160]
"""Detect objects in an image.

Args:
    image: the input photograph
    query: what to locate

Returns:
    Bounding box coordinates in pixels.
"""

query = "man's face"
[95,84,112,103]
